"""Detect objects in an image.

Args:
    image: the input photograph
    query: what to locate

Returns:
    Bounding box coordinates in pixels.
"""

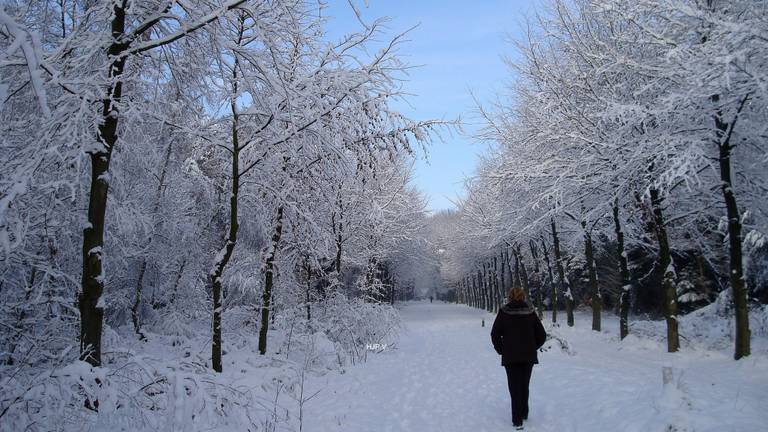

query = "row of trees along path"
[444,0,767,361]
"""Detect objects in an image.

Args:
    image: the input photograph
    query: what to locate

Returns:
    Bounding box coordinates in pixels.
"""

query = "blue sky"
[323,0,542,211]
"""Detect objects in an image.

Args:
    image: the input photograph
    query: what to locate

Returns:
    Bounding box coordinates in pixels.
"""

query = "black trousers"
[504,363,534,426]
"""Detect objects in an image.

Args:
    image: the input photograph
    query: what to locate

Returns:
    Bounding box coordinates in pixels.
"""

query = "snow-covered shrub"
[540,324,576,356]
[321,294,400,365]
[0,355,281,432]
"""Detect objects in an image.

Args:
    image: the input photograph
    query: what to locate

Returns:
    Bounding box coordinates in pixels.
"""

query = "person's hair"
[507,287,525,302]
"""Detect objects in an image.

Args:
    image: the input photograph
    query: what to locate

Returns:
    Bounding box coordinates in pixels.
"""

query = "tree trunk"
[499,250,507,303]
[79,3,128,366]
[541,239,556,323]
[469,275,474,308]
[486,261,491,311]
[482,263,489,312]
[209,47,245,372]
[613,198,631,340]
[488,261,495,311]
[332,197,343,280]
[487,260,493,311]
[529,240,544,320]
[470,274,475,308]
[475,273,479,308]
[552,218,574,326]
[494,258,500,310]
[208,139,239,372]
[478,268,485,310]
[464,278,468,305]
[517,248,531,303]
[259,206,284,355]
[484,262,490,311]
[488,262,493,311]
[650,187,679,353]
[713,99,751,359]
[493,257,500,311]
[131,261,148,340]
[582,220,601,331]
[168,257,186,307]
[474,270,479,309]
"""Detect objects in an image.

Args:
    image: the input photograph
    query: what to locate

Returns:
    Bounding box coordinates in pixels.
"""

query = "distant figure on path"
[429,295,433,303]
[490,287,547,430]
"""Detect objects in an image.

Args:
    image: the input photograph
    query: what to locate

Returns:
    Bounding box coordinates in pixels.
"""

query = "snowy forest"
[443,0,767,358]
[1,0,767,431]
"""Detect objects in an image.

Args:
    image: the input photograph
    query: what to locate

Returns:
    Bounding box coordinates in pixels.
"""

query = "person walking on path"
[490,287,547,430]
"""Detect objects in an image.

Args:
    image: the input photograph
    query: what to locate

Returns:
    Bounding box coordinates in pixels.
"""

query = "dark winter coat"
[490,300,547,366]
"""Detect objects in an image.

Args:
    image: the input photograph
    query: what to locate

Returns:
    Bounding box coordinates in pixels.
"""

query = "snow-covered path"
[304,301,768,432]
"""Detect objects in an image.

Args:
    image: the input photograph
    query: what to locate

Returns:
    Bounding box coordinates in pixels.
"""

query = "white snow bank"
[0,301,401,432]
[629,290,768,355]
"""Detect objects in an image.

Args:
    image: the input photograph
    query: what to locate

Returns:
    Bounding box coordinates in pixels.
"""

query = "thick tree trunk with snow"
[552,219,574,326]
[714,100,751,359]
[582,220,601,332]
[259,206,284,355]
[613,198,631,340]
[650,187,679,353]
[79,3,128,367]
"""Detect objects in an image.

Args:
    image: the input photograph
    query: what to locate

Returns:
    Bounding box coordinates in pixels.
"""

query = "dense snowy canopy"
[1,0,766,431]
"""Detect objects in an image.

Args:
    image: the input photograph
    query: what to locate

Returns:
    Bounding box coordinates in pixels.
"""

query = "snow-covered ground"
[302,301,768,432]
[5,301,766,431]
